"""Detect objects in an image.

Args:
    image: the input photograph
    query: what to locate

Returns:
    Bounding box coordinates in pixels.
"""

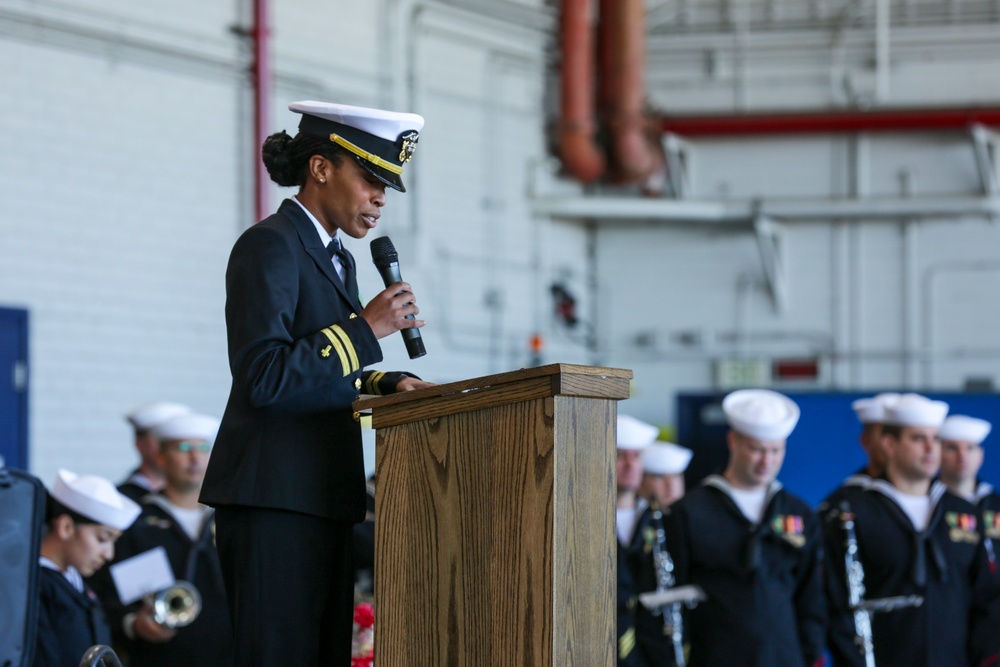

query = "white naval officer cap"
[51,469,141,531]
[939,415,992,444]
[851,392,902,424]
[289,101,425,193]
[882,393,949,427]
[617,414,659,450]
[150,413,221,444]
[642,441,693,475]
[722,389,800,441]
[125,401,193,432]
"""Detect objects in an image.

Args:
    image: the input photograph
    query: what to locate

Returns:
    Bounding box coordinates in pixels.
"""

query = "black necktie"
[327,239,358,301]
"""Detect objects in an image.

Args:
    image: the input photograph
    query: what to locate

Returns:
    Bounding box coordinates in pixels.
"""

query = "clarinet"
[840,501,876,667]
[651,507,686,667]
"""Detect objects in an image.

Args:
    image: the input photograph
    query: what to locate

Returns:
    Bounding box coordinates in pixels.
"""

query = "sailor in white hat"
[719,388,799,498]
[877,393,949,508]
[823,394,998,666]
[851,392,901,477]
[616,414,658,544]
[120,400,193,502]
[200,99,434,667]
[819,392,902,512]
[663,389,826,666]
[90,411,232,665]
[614,414,673,665]
[937,414,994,505]
[36,470,140,667]
[638,439,692,509]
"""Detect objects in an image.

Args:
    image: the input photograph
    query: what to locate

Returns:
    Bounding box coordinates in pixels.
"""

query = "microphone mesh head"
[370,236,398,268]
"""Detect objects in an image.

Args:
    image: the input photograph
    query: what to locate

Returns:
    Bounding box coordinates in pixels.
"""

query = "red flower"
[354,602,375,629]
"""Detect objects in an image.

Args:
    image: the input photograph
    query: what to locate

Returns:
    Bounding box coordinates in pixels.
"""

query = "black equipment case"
[0,464,46,667]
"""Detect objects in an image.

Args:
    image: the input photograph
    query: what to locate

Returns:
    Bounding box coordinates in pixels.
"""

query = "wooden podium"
[353,363,632,666]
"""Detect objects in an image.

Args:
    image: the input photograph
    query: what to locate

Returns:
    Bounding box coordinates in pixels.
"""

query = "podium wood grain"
[357,364,629,666]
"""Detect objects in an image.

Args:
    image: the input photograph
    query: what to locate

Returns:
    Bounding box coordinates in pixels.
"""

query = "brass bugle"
[148,580,202,629]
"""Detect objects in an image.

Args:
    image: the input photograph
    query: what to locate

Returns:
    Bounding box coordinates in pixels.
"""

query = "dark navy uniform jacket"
[818,467,872,516]
[974,482,1000,516]
[117,468,156,505]
[618,499,677,666]
[89,497,232,667]
[629,502,682,667]
[665,476,827,667]
[34,566,111,667]
[823,479,1000,667]
[200,198,411,521]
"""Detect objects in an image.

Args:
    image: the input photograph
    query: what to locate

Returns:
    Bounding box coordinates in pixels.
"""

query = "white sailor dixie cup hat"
[289,101,425,193]
[939,415,992,444]
[882,393,949,428]
[51,469,141,531]
[722,389,800,441]
[125,400,192,431]
[852,392,902,424]
[617,414,659,450]
[642,441,693,475]
[150,413,221,444]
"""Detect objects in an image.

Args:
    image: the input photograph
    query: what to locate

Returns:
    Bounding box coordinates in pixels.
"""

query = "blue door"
[0,307,28,470]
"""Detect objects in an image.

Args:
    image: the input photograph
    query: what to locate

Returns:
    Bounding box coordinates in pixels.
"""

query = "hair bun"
[261,130,299,187]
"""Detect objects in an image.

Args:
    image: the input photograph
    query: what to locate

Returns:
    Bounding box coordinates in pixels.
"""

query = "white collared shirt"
[291,196,346,283]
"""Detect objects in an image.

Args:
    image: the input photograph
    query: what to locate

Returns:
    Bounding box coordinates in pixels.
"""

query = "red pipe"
[596,0,617,129]
[252,0,271,221]
[660,107,1000,137]
[558,0,605,183]
[604,0,662,183]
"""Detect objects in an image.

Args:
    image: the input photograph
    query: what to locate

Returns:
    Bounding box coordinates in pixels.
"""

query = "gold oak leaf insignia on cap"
[399,132,419,163]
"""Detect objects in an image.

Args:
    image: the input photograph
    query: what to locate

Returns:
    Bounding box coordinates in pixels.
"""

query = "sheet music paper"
[109,546,176,604]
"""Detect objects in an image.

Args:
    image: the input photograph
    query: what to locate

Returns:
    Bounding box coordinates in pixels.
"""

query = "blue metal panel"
[677,390,1000,508]
[0,307,29,470]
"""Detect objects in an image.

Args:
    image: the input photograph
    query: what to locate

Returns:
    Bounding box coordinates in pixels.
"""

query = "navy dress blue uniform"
[818,467,872,514]
[823,479,1000,667]
[618,538,641,666]
[974,482,1000,515]
[628,503,682,666]
[200,99,425,666]
[664,476,826,667]
[89,497,232,667]
[34,567,111,667]
[199,197,415,666]
[117,469,156,505]
[200,197,404,516]
[618,499,675,666]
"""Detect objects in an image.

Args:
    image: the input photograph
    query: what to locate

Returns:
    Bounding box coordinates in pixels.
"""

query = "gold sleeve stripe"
[618,628,635,658]
[329,134,404,175]
[328,325,360,374]
[320,328,350,375]
[366,371,387,395]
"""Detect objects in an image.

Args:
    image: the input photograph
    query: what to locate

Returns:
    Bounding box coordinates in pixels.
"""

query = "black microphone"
[370,236,426,359]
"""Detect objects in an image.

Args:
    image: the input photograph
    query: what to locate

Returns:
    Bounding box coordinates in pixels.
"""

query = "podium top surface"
[354,363,632,426]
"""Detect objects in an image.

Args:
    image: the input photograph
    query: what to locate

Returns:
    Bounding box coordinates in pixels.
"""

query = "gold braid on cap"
[329,134,403,175]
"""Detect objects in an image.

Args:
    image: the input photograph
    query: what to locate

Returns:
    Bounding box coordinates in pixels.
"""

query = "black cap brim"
[353,155,406,193]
